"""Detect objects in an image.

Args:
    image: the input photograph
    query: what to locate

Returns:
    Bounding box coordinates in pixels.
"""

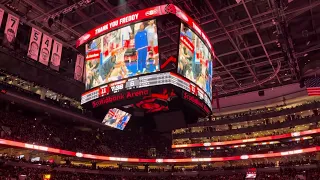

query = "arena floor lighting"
[0,137,319,163]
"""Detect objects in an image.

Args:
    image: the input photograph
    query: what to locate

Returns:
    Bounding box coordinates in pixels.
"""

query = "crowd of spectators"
[173,100,320,135]
[0,70,88,116]
[174,111,319,137]
[190,137,320,157]
[0,104,171,158]
[202,100,319,123]
[173,119,320,146]
[0,102,319,158]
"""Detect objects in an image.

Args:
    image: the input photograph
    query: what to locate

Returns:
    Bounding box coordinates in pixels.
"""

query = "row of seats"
[173,101,319,135]
[1,102,320,158]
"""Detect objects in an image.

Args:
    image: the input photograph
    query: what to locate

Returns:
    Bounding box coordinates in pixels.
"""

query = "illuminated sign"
[76,4,214,57]
[81,72,212,112]
[92,89,150,108]
[0,138,319,163]
[183,92,210,114]
[77,5,164,47]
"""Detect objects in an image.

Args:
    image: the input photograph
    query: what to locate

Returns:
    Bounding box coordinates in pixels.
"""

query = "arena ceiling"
[1,0,320,97]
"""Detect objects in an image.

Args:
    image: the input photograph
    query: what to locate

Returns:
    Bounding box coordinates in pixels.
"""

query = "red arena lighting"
[76,4,213,51]
[0,138,319,163]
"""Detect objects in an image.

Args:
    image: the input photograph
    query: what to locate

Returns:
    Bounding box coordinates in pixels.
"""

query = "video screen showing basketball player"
[84,19,160,90]
[102,108,131,130]
[85,57,101,90]
[178,23,213,97]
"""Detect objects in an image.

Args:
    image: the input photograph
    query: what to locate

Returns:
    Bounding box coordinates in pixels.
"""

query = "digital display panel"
[81,72,212,113]
[85,19,159,90]
[102,108,131,130]
[246,168,257,179]
[178,23,213,99]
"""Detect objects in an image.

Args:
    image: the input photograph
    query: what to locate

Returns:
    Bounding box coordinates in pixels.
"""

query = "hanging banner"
[0,8,4,28]
[3,13,20,49]
[50,40,62,71]
[27,28,42,61]
[39,34,53,66]
[74,54,84,81]
[83,64,86,83]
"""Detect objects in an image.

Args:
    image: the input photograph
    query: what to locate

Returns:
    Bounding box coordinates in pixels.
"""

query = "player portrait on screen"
[178,23,213,97]
[85,19,159,90]
[102,108,131,130]
[85,38,103,89]
[145,20,159,71]
[180,24,192,41]
[85,58,101,89]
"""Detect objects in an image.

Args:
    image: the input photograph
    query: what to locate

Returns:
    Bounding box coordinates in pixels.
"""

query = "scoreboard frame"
[78,4,215,115]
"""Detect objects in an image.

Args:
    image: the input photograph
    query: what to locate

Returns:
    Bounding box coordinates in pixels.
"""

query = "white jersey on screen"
[145,24,157,46]
[121,26,132,41]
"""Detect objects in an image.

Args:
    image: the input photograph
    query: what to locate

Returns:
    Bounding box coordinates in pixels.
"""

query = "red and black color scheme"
[78,4,215,117]
[136,88,176,113]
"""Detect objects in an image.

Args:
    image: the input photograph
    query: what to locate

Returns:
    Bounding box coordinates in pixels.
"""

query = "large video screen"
[102,108,131,130]
[177,23,213,99]
[85,19,159,90]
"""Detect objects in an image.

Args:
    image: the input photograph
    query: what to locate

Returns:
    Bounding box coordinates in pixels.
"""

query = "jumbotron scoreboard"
[78,4,214,116]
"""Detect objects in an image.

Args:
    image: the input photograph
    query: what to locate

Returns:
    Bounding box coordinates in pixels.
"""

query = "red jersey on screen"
[147,46,159,54]
[200,59,208,67]
[124,39,135,49]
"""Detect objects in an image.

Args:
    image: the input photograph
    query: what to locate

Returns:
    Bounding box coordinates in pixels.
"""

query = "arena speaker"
[258,90,265,96]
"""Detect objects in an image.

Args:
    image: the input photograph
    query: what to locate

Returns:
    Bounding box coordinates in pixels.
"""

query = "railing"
[173,114,320,139]
[191,101,320,127]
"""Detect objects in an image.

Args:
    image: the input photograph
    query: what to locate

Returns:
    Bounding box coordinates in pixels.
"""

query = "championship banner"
[27,28,42,61]
[39,34,53,66]
[50,40,62,71]
[74,54,84,81]
[3,13,20,49]
[0,8,4,28]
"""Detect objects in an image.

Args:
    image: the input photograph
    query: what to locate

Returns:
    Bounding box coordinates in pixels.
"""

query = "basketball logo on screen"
[146,9,158,16]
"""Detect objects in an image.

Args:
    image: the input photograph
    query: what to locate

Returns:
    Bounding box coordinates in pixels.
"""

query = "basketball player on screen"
[145,20,158,70]
[135,23,148,73]
[107,48,129,82]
